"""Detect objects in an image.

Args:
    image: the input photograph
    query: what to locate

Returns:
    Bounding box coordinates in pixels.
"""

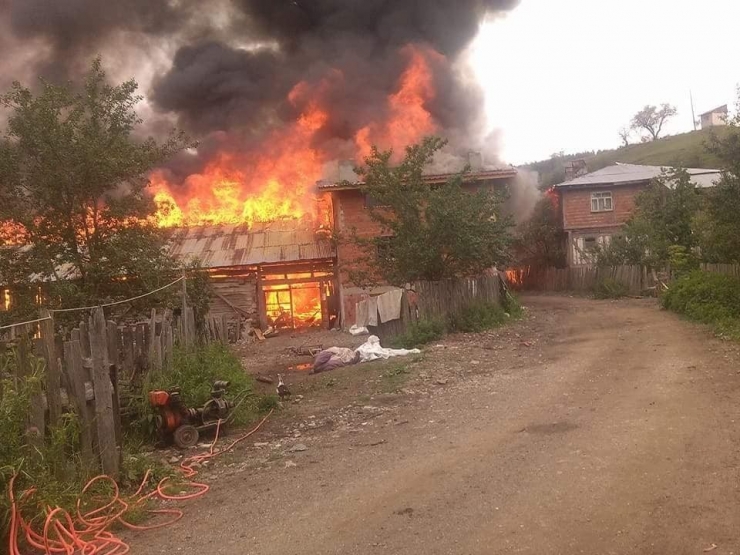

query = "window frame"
[590,191,613,213]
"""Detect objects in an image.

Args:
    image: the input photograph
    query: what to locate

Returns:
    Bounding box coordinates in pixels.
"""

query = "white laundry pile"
[312,335,421,372]
[355,335,421,362]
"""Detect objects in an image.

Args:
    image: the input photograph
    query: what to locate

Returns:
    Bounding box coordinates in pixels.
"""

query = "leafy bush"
[448,301,508,333]
[391,319,446,349]
[661,271,740,335]
[593,278,629,299]
[134,342,267,437]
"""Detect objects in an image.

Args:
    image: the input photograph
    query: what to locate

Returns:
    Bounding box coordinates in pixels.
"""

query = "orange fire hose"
[7,409,274,555]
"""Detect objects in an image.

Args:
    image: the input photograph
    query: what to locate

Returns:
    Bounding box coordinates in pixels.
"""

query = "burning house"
[0,1,522,327]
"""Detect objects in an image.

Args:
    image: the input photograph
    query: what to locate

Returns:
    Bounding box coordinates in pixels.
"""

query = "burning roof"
[166,220,334,269]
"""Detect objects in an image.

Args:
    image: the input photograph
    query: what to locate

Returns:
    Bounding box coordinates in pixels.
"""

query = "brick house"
[555,163,721,266]
[318,161,517,326]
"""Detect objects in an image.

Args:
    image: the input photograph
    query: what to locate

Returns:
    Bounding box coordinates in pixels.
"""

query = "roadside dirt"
[128,295,740,554]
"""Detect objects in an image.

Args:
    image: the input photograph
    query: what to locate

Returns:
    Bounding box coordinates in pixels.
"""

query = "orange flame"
[355,45,439,159]
[264,278,323,328]
[152,81,330,228]
[151,45,442,228]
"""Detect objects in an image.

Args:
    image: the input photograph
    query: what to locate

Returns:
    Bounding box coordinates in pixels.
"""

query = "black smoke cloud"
[0,0,519,176]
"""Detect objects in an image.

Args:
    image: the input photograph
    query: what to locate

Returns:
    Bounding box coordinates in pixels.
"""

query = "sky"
[471,0,740,165]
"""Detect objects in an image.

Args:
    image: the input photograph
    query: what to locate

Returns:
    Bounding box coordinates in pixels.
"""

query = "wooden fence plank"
[63,340,95,470]
[39,310,62,429]
[89,307,119,479]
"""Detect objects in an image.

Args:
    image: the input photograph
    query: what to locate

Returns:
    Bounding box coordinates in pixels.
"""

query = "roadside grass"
[593,278,629,299]
[392,295,524,349]
[661,270,740,341]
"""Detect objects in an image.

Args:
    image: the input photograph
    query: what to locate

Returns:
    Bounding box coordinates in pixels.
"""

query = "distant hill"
[523,128,731,189]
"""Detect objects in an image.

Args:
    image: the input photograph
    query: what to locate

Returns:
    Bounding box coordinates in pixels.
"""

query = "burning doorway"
[260,268,337,329]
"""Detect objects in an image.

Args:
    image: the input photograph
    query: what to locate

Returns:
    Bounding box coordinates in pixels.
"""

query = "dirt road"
[131,296,740,554]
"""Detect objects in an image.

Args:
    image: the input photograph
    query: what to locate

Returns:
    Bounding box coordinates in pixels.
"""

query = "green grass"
[593,278,629,299]
[661,270,740,340]
[526,128,730,188]
[391,319,446,349]
[586,129,728,172]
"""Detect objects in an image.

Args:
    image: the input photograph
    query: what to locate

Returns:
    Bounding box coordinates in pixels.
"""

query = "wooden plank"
[134,323,144,376]
[39,309,62,429]
[148,309,157,368]
[186,307,196,346]
[79,320,91,358]
[106,321,119,370]
[20,334,45,444]
[109,362,123,468]
[63,340,95,470]
[122,325,134,378]
[89,307,119,479]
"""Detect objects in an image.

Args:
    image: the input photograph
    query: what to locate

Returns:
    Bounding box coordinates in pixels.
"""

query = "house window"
[591,191,613,212]
[1,289,9,311]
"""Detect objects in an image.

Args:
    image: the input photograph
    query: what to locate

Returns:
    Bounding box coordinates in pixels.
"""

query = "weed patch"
[593,278,629,299]
[391,319,445,349]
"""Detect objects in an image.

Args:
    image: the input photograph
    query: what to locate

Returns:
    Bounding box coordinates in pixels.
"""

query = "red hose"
[7,409,274,554]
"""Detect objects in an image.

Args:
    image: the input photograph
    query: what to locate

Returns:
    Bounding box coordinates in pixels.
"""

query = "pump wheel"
[173,424,199,449]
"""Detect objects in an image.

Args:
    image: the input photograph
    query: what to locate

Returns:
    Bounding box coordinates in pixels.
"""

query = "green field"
[525,128,731,188]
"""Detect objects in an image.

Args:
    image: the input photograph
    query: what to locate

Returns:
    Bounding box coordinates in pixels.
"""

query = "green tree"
[701,105,740,262]
[350,137,513,285]
[513,195,566,268]
[597,169,701,268]
[630,103,678,141]
[0,59,192,321]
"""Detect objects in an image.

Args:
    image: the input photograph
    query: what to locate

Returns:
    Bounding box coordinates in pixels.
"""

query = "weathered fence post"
[39,309,62,429]
[63,339,95,470]
[89,307,119,479]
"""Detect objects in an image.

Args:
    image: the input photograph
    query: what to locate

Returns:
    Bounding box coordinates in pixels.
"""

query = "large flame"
[152,81,330,228]
[151,45,440,228]
[355,45,439,159]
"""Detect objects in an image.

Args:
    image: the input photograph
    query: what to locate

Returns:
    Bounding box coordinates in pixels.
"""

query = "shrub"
[134,342,265,437]
[661,271,740,328]
[391,319,446,349]
[593,278,629,299]
[448,301,508,333]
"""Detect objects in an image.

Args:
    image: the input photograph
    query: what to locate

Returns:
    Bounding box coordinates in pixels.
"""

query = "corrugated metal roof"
[317,167,517,190]
[167,220,335,269]
[554,163,721,189]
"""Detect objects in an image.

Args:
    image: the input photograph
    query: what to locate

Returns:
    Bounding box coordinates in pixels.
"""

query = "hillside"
[524,127,732,188]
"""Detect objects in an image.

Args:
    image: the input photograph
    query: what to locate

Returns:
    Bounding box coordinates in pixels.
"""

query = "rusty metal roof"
[167,220,335,269]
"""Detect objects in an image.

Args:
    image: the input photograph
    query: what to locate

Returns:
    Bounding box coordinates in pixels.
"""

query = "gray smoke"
[0,0,520,180]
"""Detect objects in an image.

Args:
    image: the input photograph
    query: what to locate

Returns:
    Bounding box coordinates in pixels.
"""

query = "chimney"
[467,151,483,171]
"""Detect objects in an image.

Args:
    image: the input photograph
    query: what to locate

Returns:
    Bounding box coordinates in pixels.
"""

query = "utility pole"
[690,90,697,131]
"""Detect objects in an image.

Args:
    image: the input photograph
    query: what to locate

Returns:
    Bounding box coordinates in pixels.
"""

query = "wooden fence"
[508,263,740,294]
[0,302,228,479]
[368,274,504,343]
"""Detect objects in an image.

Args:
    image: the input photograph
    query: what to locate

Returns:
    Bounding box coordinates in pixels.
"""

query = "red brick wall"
[334,189,389,288]
[561,184,646,231]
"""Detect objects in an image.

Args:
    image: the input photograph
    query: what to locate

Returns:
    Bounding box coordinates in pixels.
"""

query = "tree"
[699,105,740,262]
[513,194,566,268]
[596,169,701,268]
[349,137,513,285]
[630,103,677,141]
[618,126,632,147]
[0,59,192,321]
